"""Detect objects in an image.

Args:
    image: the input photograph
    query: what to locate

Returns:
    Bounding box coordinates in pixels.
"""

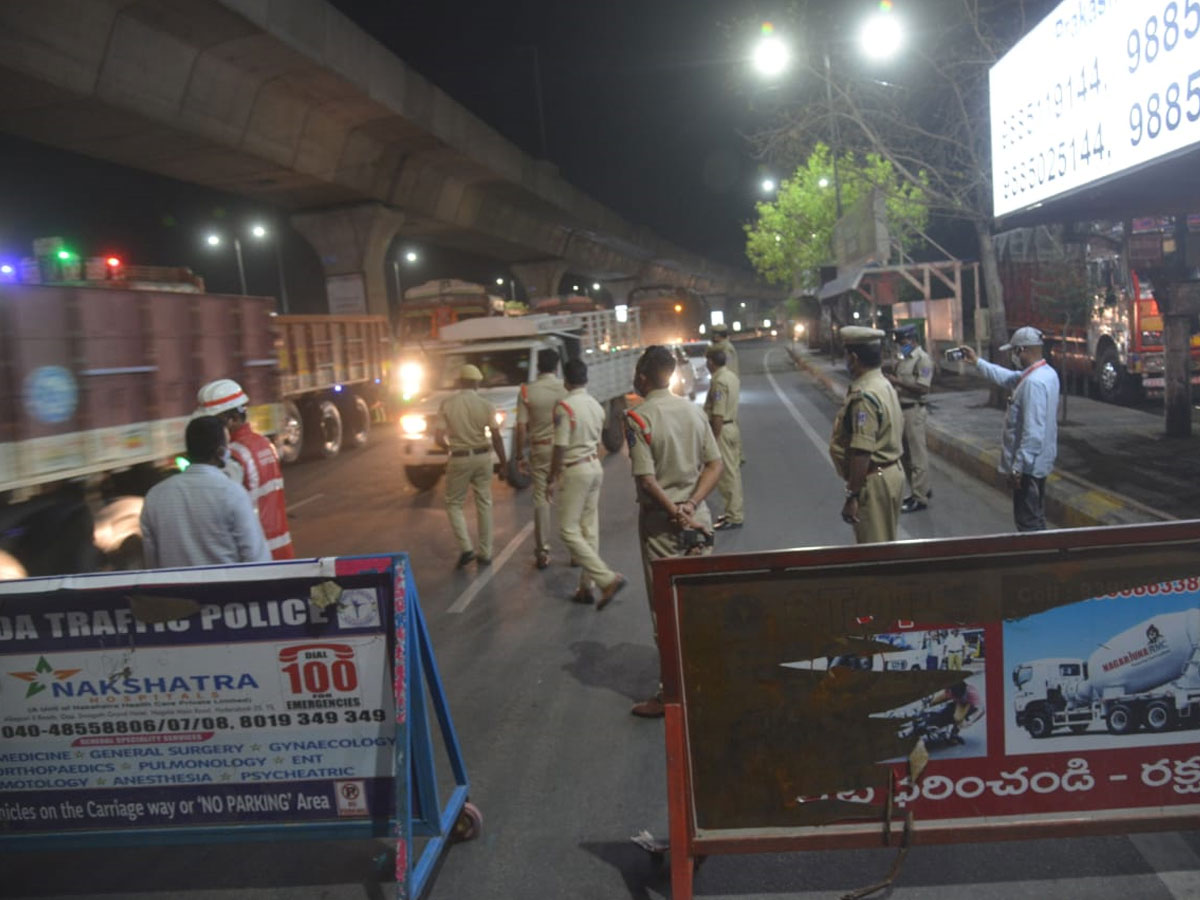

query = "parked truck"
[395,309,641,492]
[1012,608,1200,738]
[1,270,393,577]
[396,278,506,346]
[995,223,1200,403]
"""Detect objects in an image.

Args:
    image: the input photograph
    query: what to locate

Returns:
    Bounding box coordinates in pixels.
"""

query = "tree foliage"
[744,144,929,290]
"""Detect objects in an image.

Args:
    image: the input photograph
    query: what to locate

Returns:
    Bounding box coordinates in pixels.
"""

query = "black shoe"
[714,519,743,530]
[476,556,492,567]
[901,498,928,513]
[535,550,550,570]
[455,551,476,569]
[571,588,595,605]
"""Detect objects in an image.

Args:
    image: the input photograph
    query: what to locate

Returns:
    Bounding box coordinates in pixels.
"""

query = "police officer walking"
[885,324,934,513]
[709,325,739,376]
[829,327,905,544]
[626,346,723,717]
[436,364,508,568]
[704,348,743,530]
[547,359,626,608]
[514,348,567,569]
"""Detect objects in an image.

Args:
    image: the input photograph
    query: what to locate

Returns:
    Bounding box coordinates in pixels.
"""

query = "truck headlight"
[399,361,425,400]
[400,414,427,436]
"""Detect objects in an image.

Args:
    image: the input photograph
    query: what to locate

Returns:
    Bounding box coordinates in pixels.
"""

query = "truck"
[1,260,393,577]
[995,223,1200,403]
[1012,608,1200,738]
[628,286,705,347]
[395,309,641,492]
[396,278,506,345]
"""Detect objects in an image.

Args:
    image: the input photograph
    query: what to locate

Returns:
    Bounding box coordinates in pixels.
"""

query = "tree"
[744,143,929,290]
[751,0,1051,358]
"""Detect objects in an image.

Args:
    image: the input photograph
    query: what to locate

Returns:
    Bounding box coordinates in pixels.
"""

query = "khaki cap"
[839,325,886,345]
[459,364,484,382]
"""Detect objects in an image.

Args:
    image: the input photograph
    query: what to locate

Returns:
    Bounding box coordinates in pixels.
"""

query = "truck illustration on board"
[1013,608,1200,738]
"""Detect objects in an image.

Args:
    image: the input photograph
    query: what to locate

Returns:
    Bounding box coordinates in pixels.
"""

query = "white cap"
[999,326,1043,351]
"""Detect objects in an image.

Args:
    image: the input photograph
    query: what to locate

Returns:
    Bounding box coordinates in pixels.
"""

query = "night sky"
[0,1,1048,306]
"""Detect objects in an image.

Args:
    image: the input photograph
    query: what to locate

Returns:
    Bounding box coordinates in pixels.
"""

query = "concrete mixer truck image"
[1012,607,1200,739]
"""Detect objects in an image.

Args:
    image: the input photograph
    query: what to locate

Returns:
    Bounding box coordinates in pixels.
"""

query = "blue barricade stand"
[0,554,475,900]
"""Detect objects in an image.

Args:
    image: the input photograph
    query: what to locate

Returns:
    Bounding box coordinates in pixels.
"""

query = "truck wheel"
[602,397,626,453]
[405,466,442,492]
[1106,701,1137,735]
[338,394,371,450]
[1025,710,1053,739]
[506,457,531,489]
[277,400,304,465]
[303,399,343,459]
[1095,346,1128,404]
[1144,699,1177,732]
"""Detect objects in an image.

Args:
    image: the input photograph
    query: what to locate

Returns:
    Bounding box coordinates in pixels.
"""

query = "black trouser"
[1013,474,1047,532]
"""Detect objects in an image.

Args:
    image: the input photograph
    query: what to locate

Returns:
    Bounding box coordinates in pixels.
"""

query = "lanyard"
[1015,359,1047,392]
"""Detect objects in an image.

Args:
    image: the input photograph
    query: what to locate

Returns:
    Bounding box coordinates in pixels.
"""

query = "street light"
[751,23,790,77]
[393,249,420,314]
[591,282,601,291]
[860,4,904,60]
[495,276,514,302]
[204,225,279,303]
[761,177,777,194]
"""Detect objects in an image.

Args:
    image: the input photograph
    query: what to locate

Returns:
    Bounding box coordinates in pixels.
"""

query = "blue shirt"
[140,463,271,568]
[974,358,1059,478]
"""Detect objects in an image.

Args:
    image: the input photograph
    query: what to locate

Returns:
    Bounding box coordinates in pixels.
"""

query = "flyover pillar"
[292,203,405,319]
[512,260,569,302]
[604,278,640,306]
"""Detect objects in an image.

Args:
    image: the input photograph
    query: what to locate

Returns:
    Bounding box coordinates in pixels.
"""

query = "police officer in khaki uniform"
[704,347,743,529]
[436,364,508,568]
[627,346,723,717]
[885,324,933,512]
[514,348,567,568]
[547,359,626,608]
[709,325,739,376]
[829,327,905,544]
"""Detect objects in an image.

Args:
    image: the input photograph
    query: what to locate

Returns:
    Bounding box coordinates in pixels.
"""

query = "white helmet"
[196,378,248,416]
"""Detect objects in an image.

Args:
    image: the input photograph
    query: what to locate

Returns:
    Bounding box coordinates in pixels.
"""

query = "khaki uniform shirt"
[829,368,904,478]
[704,366,740,423]
[627,388,721,504]
[711,338,739,375]
[895,346,933,406]
[439,389,496,451]
[553,388,605,464]
[518,373,567,446]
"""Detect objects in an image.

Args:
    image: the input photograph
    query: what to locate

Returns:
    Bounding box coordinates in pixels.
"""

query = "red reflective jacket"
[229,422,295,560]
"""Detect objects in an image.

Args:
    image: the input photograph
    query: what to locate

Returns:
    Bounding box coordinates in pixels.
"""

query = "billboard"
[653,522,1200,899]
[990,1,1200,218]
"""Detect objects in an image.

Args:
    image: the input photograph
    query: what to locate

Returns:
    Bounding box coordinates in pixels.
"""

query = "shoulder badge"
[556,399,575,430]
[625,408,651,445]
[519,383,529,405]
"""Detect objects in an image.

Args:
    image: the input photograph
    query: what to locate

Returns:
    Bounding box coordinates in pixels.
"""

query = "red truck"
[995,224,1200,403]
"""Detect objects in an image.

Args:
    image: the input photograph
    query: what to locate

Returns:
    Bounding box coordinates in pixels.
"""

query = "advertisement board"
[0,556,476,900]
[653,522,1200,899]
[990,1,1200,218]
[0,564,394,834]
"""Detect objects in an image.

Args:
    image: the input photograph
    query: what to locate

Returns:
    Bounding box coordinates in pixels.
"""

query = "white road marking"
[447,520,535,614]
[764,349,912,541]
[288,493,324,512]
[1129,832,1200,900]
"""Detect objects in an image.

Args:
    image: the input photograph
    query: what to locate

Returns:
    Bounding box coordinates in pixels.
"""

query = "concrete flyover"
[0,0,781,314]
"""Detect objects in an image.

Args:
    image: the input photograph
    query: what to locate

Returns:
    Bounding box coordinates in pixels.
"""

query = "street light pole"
[231,237,247,296]
[823,50,844,218]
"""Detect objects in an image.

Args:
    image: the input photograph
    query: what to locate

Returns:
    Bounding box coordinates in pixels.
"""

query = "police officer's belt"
[450,447,491,457]
[564,452,598,468]
[867,458,901,475]
[531,438,554,446]
[899,402,926,409]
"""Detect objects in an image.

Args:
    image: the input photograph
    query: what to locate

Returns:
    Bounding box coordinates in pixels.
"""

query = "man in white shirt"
[961,327,1059,532]
[140,416,271,568]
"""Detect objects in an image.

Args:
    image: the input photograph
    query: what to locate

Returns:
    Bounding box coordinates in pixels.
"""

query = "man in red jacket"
[196,379,295,559]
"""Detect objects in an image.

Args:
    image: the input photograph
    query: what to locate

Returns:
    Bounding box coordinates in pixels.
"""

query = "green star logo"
[8,656,81,698]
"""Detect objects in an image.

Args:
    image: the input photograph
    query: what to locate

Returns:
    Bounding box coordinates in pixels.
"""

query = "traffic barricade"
[0,554,476,900]
[652,521,1200,899]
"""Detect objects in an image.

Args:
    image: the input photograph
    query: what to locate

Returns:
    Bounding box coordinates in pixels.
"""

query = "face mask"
[845,356,856,375]
[217,446,230,468]
[1010,352,1023,368]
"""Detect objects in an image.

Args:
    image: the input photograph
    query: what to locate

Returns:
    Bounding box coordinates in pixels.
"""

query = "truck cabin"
[1013,659,1085,689]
